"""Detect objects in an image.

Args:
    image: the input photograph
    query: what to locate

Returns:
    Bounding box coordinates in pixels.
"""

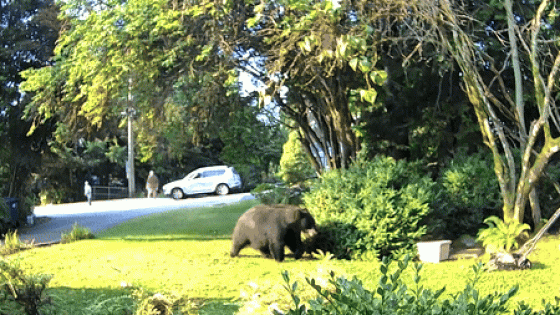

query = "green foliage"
[60,223,95,244]
[220,106,287,188]
[278,256,519,315]
[277,131,316,185]
[477,216,531,253]
[303,155,435,259]
[39,187,68,205]
[441,152,501,209]
[515,301,560,315]
[537,162,560,222]
[430,152,502,238]
[252,183,307,205]
[82,294,134,315]
[0,258,53,315]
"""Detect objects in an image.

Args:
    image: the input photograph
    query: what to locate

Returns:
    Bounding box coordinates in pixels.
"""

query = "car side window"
[202,170,226,178]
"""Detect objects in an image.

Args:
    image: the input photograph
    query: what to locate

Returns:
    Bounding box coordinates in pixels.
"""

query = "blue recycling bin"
[3,197,19,227]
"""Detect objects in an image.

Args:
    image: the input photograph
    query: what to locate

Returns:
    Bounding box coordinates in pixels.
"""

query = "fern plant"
[477,216,530,252]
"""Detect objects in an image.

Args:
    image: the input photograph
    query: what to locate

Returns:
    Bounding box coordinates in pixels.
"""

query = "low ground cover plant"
[278,255,560,315]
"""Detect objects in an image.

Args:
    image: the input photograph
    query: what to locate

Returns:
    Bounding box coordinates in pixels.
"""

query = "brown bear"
[230,204,318,262]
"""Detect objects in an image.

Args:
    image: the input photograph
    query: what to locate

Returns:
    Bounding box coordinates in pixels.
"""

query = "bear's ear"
[290,208,302,222]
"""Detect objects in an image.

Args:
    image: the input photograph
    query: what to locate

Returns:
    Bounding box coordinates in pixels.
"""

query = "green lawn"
[3,199,560,314]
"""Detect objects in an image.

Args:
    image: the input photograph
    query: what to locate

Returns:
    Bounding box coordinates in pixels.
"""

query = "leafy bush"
[0,258,53,315]
[303,155,435,259]
[60,223,95,244]
[278,255,522,315]
[477,216,531,253]
[39,188,67,205]
[441,152,501,209]
[430,151,502,238]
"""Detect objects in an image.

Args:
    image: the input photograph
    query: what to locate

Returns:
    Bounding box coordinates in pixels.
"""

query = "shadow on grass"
[528,261,547,270]
[199,300,241,315]
[24,287,242,315]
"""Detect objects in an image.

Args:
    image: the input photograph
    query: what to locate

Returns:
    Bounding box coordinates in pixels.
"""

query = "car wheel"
[215,184,229,195]
[171,188,184,200]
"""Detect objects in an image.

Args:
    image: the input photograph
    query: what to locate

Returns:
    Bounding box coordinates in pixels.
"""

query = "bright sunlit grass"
[5,198,560,314]
[98,199,260,241]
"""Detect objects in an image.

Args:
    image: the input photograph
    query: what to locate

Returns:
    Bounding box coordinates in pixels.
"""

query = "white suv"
[163,166,243,199]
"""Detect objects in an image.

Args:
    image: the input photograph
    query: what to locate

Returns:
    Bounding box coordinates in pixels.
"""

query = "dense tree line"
[0,0,59,214]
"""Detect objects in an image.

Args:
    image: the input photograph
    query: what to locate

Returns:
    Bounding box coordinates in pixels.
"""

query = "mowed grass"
[6,199,560,314]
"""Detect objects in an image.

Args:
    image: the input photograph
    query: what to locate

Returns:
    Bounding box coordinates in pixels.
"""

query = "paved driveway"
[17,193,255,244]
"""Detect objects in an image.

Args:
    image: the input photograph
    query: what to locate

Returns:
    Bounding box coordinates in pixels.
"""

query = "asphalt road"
[17,193,255,244]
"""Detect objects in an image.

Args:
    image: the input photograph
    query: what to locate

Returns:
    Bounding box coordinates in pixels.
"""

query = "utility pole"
[126,78,136,197]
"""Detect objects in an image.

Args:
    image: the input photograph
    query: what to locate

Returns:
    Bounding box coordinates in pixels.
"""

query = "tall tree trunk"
[504,0,541,225]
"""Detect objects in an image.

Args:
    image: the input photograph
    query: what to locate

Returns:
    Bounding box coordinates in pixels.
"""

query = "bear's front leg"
[230,238,250,257]
[269,241,285,262]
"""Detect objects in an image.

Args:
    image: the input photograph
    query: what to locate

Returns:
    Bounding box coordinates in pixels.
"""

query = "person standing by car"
[146,170,159,198]
[84,181,92,205]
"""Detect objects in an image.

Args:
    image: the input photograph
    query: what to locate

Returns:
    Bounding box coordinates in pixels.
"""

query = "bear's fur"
[230,204,318,262]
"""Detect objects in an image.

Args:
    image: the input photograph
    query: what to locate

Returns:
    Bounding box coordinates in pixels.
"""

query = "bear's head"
[298,210,318,237]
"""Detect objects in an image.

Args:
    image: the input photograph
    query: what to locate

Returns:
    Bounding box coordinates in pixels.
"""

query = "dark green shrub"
[303,156,435,259]
[430,151,502,238]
